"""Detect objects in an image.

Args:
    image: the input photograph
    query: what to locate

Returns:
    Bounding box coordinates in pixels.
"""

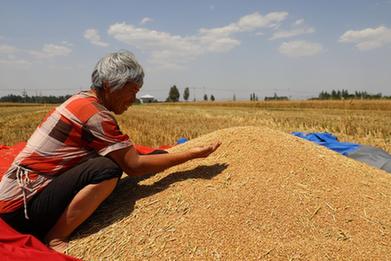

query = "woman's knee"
[87,157,123,183]
[94,177,119,195]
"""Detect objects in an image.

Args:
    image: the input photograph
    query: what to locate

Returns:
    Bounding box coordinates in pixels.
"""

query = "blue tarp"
[292,131,391,174]
[291,132,360,155]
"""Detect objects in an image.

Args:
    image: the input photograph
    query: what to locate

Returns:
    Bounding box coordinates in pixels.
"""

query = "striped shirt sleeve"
[84,110,133,156]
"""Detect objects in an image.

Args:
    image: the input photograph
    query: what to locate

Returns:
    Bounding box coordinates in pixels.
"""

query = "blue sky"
[1,0,390,100]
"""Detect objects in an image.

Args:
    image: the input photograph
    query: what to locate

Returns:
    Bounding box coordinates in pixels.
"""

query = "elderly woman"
[0,50,220,252]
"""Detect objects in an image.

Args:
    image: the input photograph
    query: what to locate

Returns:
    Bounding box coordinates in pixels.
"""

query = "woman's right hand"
[189,142,221,159]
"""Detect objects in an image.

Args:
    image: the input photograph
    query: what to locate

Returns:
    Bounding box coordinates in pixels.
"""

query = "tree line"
[0,93,72,103]
[317,89,391,100]
[1,88,390,103]
[166,85,215,102]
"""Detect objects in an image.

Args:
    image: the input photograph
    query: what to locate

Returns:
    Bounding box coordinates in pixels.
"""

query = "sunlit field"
[1,100,390,153]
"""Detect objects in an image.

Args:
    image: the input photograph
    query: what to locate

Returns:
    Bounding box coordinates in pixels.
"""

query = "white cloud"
[108,23,203,69]
[29,44,72,59]
[339,25,391,50]
[270,19,315,40]
[84,28,109,47]
[237,11,288,30]
[42,44,72,56]
[0,43,18,54]
[278,40,323,57]
[199,11,288,36]
[295,19,304,26]
[0,58,31,65]
[140,17,154,25]
[0,45,29,65]
[60,40,73,47]
[108,23,201,53]
[0,42,72,67]
[108,11,288,68]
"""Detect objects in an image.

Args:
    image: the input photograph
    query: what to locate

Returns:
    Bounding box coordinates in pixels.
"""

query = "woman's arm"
[107,142,221,177]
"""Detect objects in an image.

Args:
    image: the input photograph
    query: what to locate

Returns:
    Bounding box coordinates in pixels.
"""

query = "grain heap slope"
[68,126,391,260]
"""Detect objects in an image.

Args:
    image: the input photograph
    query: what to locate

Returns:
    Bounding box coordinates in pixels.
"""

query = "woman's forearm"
[127,151,195,176]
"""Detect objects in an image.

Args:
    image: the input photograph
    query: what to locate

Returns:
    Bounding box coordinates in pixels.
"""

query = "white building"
[140,94,155,103]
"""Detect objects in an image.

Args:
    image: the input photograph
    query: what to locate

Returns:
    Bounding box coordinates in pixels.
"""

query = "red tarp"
[0,218,80,261]
[0,142,26,180]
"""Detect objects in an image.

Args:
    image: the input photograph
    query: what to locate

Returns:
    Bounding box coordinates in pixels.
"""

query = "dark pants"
[0,156,122,240]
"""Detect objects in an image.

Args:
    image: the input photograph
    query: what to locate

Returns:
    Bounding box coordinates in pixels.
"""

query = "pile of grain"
[68,126,391,260]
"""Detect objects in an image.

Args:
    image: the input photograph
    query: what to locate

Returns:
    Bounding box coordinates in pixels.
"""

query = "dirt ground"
[68,126,391,260]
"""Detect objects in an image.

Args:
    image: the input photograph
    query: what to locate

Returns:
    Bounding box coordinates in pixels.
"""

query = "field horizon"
[1,100,390,154]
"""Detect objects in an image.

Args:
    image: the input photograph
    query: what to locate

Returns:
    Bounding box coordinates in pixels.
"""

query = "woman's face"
[102,81,140,114]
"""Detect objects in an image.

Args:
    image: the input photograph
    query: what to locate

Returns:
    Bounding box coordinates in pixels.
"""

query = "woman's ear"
[102,80,109,90]
[102,80,111,94]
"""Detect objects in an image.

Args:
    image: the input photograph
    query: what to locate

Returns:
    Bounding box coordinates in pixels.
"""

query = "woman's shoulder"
[58,91,108,124]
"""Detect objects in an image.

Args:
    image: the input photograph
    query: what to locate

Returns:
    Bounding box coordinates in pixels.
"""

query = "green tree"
[210,94,215,101]
[336,90,342,99]
[203,94,208,101]
[250,92,257,101]
[22,89,27,99]
[319,90,331,99]
[331,90,337,99]
[183,87,190,101]
[166,85,180,102]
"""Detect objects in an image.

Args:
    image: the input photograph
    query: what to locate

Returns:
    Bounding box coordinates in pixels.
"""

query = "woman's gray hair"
[91,50,144,92]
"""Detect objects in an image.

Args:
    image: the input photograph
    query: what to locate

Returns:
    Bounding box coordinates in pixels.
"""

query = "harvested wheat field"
[67,126,391,260]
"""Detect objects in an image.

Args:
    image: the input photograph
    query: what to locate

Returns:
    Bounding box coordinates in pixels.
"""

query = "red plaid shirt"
[0,91,131,214]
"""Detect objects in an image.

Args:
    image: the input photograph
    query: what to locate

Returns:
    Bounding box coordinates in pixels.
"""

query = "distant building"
[264,93,289,101]
[140,94,155,103]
